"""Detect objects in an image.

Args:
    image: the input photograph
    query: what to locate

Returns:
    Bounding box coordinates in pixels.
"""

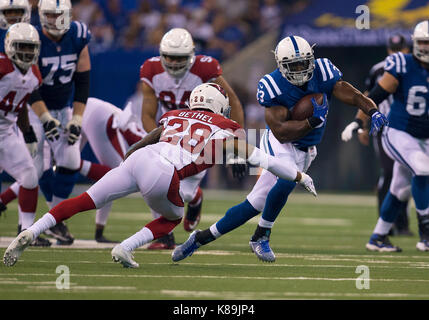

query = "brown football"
[290,93,324,121]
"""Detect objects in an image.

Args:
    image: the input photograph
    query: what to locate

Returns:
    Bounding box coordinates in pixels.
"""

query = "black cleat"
[44,222,74,245]
[95,235,119,243]
[0,201,6,217]
[30,236,52,247]
[147,233,176,250]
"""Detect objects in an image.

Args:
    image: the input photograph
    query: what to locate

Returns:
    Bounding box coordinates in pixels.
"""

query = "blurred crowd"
[67,0,307,59]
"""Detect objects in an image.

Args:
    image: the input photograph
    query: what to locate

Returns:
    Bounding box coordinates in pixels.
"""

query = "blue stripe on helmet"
[289,36,300,56]
[57,0,60,7]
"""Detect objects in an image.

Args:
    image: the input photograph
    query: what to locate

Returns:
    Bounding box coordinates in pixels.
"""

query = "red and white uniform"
[0,54,41,190]
[139,55,222,205]
[85,109,241,221]
[81,97,146,168]
[140,55,222,114]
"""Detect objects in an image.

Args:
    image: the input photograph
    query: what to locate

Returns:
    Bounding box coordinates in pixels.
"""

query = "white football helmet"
[0,0,31,30]
[5,22,40,71]
[160,28,195,78]
[412,21,429,63]
[189,83,230,117]
[274,35,315,86]
[39,0,72,37]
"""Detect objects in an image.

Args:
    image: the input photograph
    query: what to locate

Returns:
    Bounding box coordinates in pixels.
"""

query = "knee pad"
[410,151,429,176]
[19,166,38,189]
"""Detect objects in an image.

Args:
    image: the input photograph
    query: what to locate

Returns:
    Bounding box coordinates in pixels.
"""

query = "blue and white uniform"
[29,20,91,207]
[246,58,342,211]
[0,28,7,53]
[380,52,429,214]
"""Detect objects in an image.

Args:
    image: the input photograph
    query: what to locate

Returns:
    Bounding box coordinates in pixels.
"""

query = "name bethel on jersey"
[140,55,222,112]
[0,53,42,132]
[150,109,242,179]
[257,58,342,149]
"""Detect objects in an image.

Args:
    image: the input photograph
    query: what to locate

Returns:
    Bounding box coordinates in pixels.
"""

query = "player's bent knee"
[20,166,39,189]
[391,185,411,202]
[410,152,429,176]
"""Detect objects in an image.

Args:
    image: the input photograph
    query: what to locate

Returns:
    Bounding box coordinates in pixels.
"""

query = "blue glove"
[369,110,388,135]
[309,94,329,128]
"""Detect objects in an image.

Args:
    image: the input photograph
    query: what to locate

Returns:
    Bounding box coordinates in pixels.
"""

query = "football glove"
[23,126,38,158]
[66,115,82,145]
[341,120,361,142]
[369,110,388,135]
[308,94,328,128]
[297,172,317,197]
[40,112,60,142]
[226,155,246,180]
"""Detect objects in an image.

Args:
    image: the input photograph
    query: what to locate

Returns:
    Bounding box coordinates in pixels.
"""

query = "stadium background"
[2,0,427,192]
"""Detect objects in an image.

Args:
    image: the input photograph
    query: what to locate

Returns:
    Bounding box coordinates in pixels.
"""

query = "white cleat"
[299,172,317,197]
[3,230,34,267]
[416,240,429,252]
[111,244,139,268]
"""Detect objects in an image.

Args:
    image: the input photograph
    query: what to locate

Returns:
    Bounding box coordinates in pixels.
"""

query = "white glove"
[297,172,317,197]
[65,115,82,145]
[40,112,61,142]
[341,121,360,142]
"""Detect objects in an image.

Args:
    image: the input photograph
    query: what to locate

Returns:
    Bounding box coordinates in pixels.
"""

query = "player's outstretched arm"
[213,76,245,127]
[332,80,389,135]
[124,126,163,160]
[141,82,159,132]
[223,138,317,196]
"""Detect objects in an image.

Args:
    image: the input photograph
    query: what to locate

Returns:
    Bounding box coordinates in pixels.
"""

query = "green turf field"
[0,189,429,300]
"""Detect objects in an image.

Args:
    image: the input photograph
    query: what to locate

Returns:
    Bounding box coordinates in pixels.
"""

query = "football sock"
[79,160,91,177]
[195,228,216,245]
[412,176,429,215]
[145,217,181,239]
[95,226,104,239]
[18,186,38,215]
[121,227,153,252]
[251,225,272,242]
[215,199,260,235]
[86,162,112,182]
[0,182,19,205]
[188,187,203,207]
[261,178,296,223]
[373,218,393,236]
[374,192,407,235]
[20,212,35,230]
[50,192,96,222]
[28,213,57,238]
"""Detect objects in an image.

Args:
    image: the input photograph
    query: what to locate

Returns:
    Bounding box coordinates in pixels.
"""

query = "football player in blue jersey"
[0,0,31,52]
[172,35,388,263]
[364,21,429,252]
[26,0,91,245]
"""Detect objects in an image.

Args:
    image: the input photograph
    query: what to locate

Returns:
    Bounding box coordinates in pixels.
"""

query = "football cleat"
[111,244,139,268]
[249,236,276,262]
[0,201,6,217]
[366,234,402,252]
[44,222,74,245]
[416,239,429,252]
[30,236,52,247]
[183,198,203,232]
[147,233,176,250]
[171,230,201,262]
[3,230,34,266]
[95,235,119,243]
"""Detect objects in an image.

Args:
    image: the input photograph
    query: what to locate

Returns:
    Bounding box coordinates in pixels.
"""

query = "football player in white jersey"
[139,28,245,249]
[0,23,51,246]
[4,83,316,268]
[79,97,146,242]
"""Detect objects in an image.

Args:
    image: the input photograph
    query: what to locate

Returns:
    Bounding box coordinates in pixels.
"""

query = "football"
[290,93,324,120]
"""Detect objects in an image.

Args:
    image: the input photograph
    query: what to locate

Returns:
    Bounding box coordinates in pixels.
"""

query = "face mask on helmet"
[0,8,25,27]
[414,39,429,63]
[40,9,71,37]
[10,41,39,70]
[160,54,192,77]
[279,56,315,86]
